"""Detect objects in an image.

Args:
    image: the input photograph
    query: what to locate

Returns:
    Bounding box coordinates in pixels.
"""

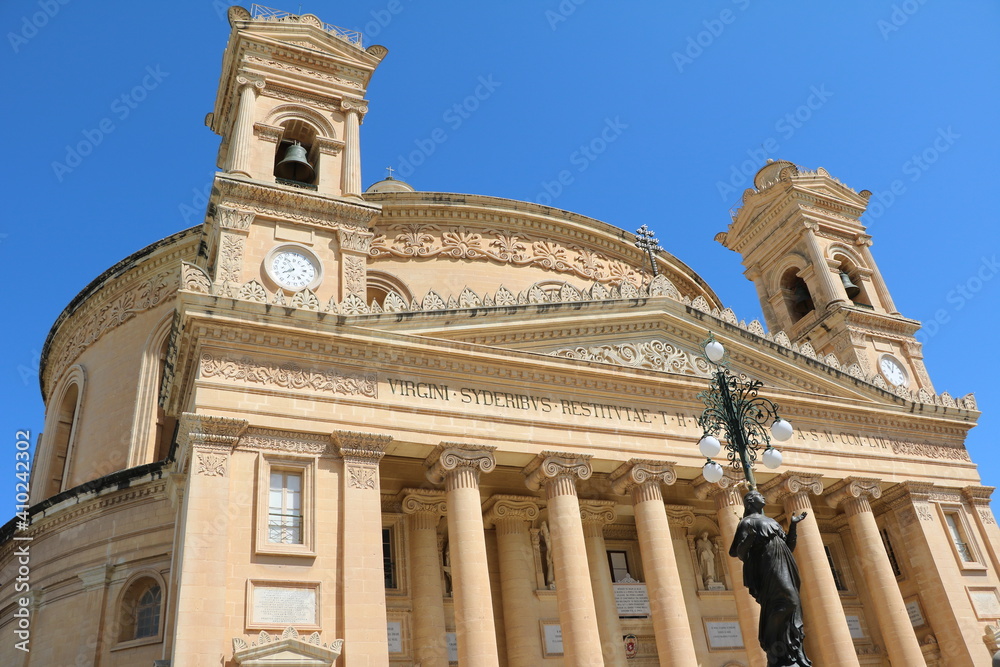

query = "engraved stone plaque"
[542,622,564,656]
[446,632,458,662]
[905,600,926,627]
[387,621,403,653]
[846,615,865,639]
[970,589,1000,619]
[614,583,651,617]
[252,585,317,626]
[705,620,744,650]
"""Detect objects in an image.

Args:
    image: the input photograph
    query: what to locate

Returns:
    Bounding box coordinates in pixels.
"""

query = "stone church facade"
[2,6,998,666]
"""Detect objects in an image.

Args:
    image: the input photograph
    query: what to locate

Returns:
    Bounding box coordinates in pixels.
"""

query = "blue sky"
[1,1,998,518]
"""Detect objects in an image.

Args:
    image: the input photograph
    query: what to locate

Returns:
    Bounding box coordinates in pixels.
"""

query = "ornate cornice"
[214,174,380,229]
[522,451,593,491]
[609,459,678,495]
[239,427,332,456]
[199,352,377,398]
[482,495,540,528]
[252,122,283,143]
[425,443,496,484]
[332,430,391,464]
[551,339,711,378]
[315,136,345,155]
[962,486,995,506]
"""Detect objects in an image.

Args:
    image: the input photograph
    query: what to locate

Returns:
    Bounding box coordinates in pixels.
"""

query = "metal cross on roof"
[634,225,662,277]
[385,166,396,179]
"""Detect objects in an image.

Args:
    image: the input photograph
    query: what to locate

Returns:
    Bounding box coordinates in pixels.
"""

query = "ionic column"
[803,222,843,308]
[611,460,698,666]
[401,489,449,667]
[172,414,247,663]
[426,443,500,667]
[579,500,627,667]
[694,471,767,667]
[340,99,368,197]
[334,431,393,667]
[826,477,925,666]
[483,495,542,667]
[855,234,898,314]
[523,452,603,667]
[227,74,265,176]
[761,472,859,667]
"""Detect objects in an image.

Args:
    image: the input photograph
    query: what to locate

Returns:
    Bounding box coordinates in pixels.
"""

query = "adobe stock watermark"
[12,429,33,653]
[716,84,834,201]
[862,126,959,224]
[672,0,752,73]
[7,0,71,54]
[877,0,929,40]
[394,75,502,179]
[545,0,588,31]
[917,254,998,344]
[51,65,170,182]
[532,116,628,206]
[179,181,214,226]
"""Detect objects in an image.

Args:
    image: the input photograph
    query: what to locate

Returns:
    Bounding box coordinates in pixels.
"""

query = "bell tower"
[716,160,934,393]
[195,6,388,308]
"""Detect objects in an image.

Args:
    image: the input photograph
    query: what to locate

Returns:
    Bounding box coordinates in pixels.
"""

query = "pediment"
[232,628,343,666]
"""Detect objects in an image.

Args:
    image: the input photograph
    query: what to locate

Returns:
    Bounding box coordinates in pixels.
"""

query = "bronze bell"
[274,141,315,183]
[839,271,861,299]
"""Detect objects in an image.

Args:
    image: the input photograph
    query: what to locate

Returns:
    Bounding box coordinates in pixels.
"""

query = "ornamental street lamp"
[696,333,812,666]
[696,334,793,489]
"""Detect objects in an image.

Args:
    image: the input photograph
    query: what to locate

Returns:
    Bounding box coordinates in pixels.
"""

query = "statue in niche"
[441,539,453,596]
[539,520,556,589]
[696,531,717,588]
[729,490,811,667]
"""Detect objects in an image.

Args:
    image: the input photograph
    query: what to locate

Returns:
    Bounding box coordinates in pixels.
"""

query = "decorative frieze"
[218,233,245,284]
[239,428,331,456]
[199,352,377,397]
[551,339,711,377]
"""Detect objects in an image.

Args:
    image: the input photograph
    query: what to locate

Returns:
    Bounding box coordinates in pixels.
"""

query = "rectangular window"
[936,504,987,571]
[268,470,303,544]
[880,528,902,577]
[945,512,975,562]
[607,550,630,583]
[256,455,314,556]
[824,546,848,591]
[383,527,397,589]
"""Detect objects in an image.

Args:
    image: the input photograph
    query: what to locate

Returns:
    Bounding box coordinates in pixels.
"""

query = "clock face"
[269,250,318,290]
[879,356,908,387]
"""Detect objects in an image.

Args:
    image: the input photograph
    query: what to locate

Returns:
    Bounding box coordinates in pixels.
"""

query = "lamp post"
[696,334,792,489]
[696,333,812,666]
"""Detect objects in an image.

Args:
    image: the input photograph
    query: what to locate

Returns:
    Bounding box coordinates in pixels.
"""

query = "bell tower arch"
[716,160,933,393]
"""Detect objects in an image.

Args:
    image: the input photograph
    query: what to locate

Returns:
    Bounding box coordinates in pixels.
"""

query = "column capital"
[425,442,496,485]
[400,488,447,517]
[338,227,374,253]
[692,468,745,507]
[482,495,540,528]
[609,459,676,495]
[522,451,592,491]
[341,97,369,120]
[235,72,266,91]
[760,471,824,505]
[316,135,346,156]
[826,477,882,515]
[332,430,391,464]
[180,412,248,450]
[579,499,617,527]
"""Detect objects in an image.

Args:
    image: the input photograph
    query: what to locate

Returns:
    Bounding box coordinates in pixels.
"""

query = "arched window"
[42,366,85,499]
[366,271,413,309]
[117,576,164,644]
[780,268,814,323]
[834,255,872,308]
[273,119,319,188]
[128,318,175,468]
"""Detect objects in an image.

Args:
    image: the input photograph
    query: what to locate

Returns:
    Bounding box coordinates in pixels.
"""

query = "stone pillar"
[334,430,393,667]
[340,99,368,197]
[227,74,265,176]
[963,486,1000,574]
[803,222,843,308]
[694,471,767,667]
[315,135,345,196]
[426,444,500,667]
[826,477,925,666]
[579,500,627,667]
[523,452,604,667]
[855,234,898,314]
[483,495,542,667]
[761,472,859,667]
[337,228,373,302]
[171,415,247,663]
[401,490,448,667]
[611,460,699,666]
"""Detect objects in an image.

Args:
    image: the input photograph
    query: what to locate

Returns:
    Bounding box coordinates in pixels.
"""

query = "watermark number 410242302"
[13,430,32,653]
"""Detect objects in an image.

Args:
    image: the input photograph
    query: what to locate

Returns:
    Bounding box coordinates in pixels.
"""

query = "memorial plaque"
[387,621,403,653]
[705,620,744,650]
[446,632,458,662]
[251,585,317,626]
[542,622,564,656]
[614,583,651,617]
[905,599,926,627]
[846,615,865,639]
[970,589,1000,619]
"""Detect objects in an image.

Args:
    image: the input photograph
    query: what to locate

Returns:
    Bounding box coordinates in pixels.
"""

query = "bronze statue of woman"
[729,489,811,666]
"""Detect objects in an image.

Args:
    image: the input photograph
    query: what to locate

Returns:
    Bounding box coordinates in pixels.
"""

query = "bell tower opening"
[273,120,318,188]
[780,269,814,324]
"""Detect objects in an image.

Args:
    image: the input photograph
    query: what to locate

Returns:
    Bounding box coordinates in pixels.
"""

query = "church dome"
[365,176,416,193]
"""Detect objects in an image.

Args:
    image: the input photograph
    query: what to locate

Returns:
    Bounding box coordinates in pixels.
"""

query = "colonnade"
[345,439,935,666]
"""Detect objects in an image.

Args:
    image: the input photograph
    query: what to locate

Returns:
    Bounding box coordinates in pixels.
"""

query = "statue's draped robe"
[730,514,811,667]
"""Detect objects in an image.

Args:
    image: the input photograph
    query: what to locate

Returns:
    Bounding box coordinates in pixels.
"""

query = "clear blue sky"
[1,1,998,518]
